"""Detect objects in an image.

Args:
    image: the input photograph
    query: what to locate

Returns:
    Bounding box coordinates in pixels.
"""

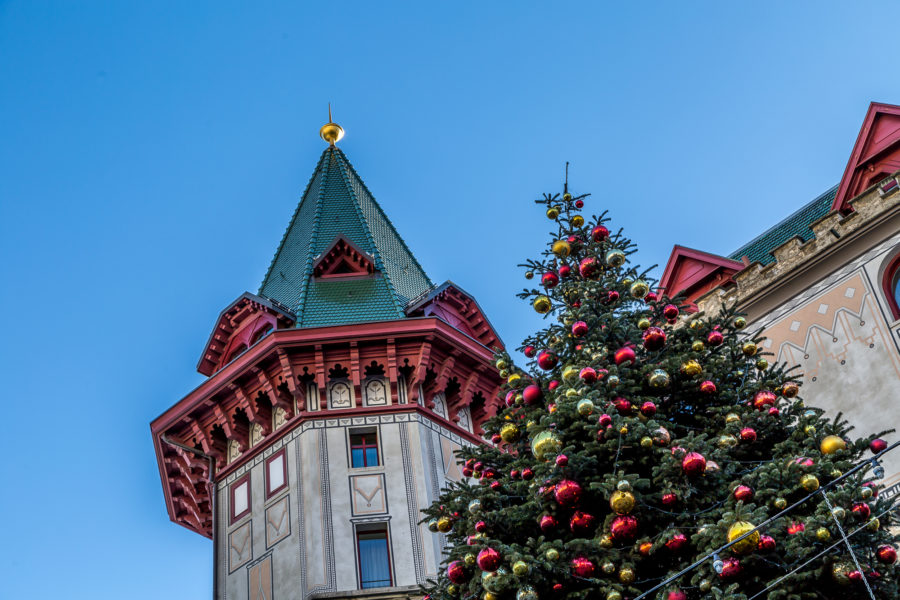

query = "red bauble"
[579,257,600,278]
[610,515,639,541]
[558,264,571,278]
[614,346,636,365]
[666,533,688,551]
[640,401,657,417]
[473,462,483,471]
[757,535,776,552]
[574,199,584,208]
[510,469,520,479]
[733,485,754,502]
[476,547,501,572]
[541,272,560,288]
[522,468,534,480]
[719,558,741,579]
[579,367,596,383]
[740,427,757,443]
[642,327,667,351]
[787,522,805,535]
[491,434,502,444]
[864,482,879,498]
[682,452,707,476]
[537,350,558,370]
[662,492,677,506]
[613,397,633,415]
[663,304,680,320]
[522,384,543,405]
[877,545,898,564]
[571,320,588,337]
[504,391,516,407]
[570,510,597,533]
[462,467,473,477]
[848,570,863,582]
[475,520,487,533]
[852,503,871,519]
[570,556,595,578]
[707,329,724,346]
[552,583,564,592]
[752,390,776,410]
[554,480,583,507]
[667,591,687,600]
[646,292,658,303]
[699,380,717,394]
[607,290,620,303]
[539,514,558,532]
[447,560,467,583]
[768,406,780,416]
[871,438,888,453]
[548,380,559,391]
[524,345,536,358]
[555,454,569,467]
[591,225,609,242]
[489,480,501,490]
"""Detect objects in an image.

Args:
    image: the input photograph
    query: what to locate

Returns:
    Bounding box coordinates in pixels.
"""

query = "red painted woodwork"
[882,251,900,321]
[313,235,376,278]
[406,281,503,350]
[197,293,295,376]
[833,103,900,213]
[658,245,744,309]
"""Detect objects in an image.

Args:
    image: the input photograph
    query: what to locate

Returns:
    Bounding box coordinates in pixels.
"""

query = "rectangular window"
[350,431,379,468]
[230,473,251,524]
[357,528,392,589]
[265,449,288,498]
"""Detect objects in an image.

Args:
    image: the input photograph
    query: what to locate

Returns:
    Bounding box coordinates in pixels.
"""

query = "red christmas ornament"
[852,503,871,519]
[473,462,483,472]
[462,467,473,477]
[666,533,688,551]
[646,292,658,303]
[700,380,717,394]
[524,345,536,358]
[768,406,780,416]
[877,545,897,564]
[552,583,564,592]
[579,367,597,383]
[447,560,467,583]
[663,304,679,320]
[505,390,517,407]
[613,397,632,415]
[476,548,501,572]
[740,427,757,443]
[555,454,568,467]
[464,460,474,469]
[558,264,572,278]
[640,401,657,417]
[489,480,501,490]
[614,346,636,366]
[554,480,583,507]
[571,321,588,337]
[610,515,638,541]
[871,438,888,453]
[733,485,754,502]
[491,434,502,444]
[661,492,677,506]
[707,329,724,346]
[752,390,777,410]
[570,510,597,533]
[579,257,600,278]
[682,452,707,476]
[758,535,776,552]
[570,557,595,578]
[539,515,558,532]
[596,368,608,380]
[537,351,558,370]
[607,290,620,303]
[575,199,584,208]
[848,570,863,583]
[591,225,609,242]
[667,591,687,600]
[466,535,477,545]
[523,384,543,405]
[510,469,520,479]
[597,413,613,428]
[541,272,559,288]
[864,482,879,498]
[719,558,741,579]
[522,468,534,480]
[794,456,814,467]
[787,522,805,535]
[642,327,667,351]
[475,520,488,533]
[548,380,560,391]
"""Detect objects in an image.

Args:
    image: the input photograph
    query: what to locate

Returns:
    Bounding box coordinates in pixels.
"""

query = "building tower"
[151,118,503,600]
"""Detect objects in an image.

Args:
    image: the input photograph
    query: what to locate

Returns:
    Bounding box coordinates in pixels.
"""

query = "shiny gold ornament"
[562,365,579,381]
[512,560,528,577]
[618,567,635,583]
[515,393,524,405]
[507,372,521,386]
[861,486,874,500]
[601,561,616,574]
[496,359,508,370]
[640,436,653,448]
[623,278,633,286]
[465,553,476,566]
[565,388,579,399]
[637,317,651,330]
[484,593,499,600]
[756,358,768,370]
[734,316,747,329]
[616,480,632,492]
[319,106,345,145]
[629,280,649,298]
[831,507,845,520]
[533,295,552,314]
[868,517,881,531]
[427,518,439,532]
[649,369,670,388]
[599,535,613,548]
[718,434,738,448]
[692,340,705,352]
[610,490,636,515]
[500,423,521,443]
[499,369,509,379]
[690,319,704,330]
[727,521,760,554]
[742,342,758,356]
[545,548,559,561]
[577,398,595,416]
[572,215,584,227]
[725,412,741,424]
[525,271,534,280]
[804,426,816,436]
[546,207,560,220]
[816,527,831,541]
[605,249,626,267]
[800,474,820,492]
[820,435,847,455]
[552,240,571,258]
[530,430,562,461]
[447,584,458,596]
[681,360,702,376]
[699,579,712,592]
[606,592,622,600]
[782,382,799,398]
[437,517,452,532]
[607,375,620,388]
[830,469,842,479]
[620,425,628,434]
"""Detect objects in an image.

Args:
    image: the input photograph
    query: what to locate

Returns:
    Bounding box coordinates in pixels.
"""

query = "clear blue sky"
[1,2,898,597]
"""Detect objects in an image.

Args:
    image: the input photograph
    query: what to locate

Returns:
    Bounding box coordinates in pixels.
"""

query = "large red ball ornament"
[640,401,657,417]
[571,321,588,337]
[719,558,741,579]
[642,327,667,351]
[606,290,620,303]
[663,304,679,320]
[489,480,501,490]
[707,329,724,346]
[475,520,487,533]
[667,591,687,600]
[852,503,871,519]
[877,545,898,564]
[662,492,677,506]
[768,406,780,416]
[613,397,633,415]
[666,533,688,551]
[548,380,559,391]
[579,367,597,383]
[554,480,583,507]
[523,384,543,405]
[871,438,888,453]
[597,413,613,428]
[575,199,584,208]
[555,454,569,467]
[682,452,707,476]
[522,468,534,480]
[848,570,863,583]
[505,391,516,407]
[570,511,597,533]
[540,514,558,532]
[524,345,536,358]
[477,548,501,572]
[646,292,658,303]
[558,264,571,278]
[570,557,595,578]
[787,522,805,535]
[740,427,757,443]
[491,433,502,444]
[614,346,636,366]
[541,272,559,288]
[579,257,600,279]
[700,380,717,394]
[537,351,558,370]
[591,225,609,242]
[757,535,776,552]
[462,467,473,477]
[753,390,776,410]
[610,515,639,541]
[447,560,467,583]
[733,485,754,502]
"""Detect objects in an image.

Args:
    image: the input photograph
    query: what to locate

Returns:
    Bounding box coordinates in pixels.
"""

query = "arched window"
[882,250,900,321]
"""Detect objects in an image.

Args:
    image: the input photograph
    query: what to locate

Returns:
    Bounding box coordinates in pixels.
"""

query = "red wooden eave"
[833,102,900,213]
[658,245,744,307]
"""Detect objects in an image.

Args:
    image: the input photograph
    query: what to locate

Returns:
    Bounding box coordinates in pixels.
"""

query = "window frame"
[349,430,380,469]
[356,525,393,590]
[230,472,251,525]
[264,448,288,499]
[883,251,900,321]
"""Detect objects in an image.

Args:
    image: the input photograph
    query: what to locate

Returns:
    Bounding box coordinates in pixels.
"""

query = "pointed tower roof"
[259,145,433,327]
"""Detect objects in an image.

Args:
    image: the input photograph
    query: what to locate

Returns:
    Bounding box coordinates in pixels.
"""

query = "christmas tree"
[422,185,899,600]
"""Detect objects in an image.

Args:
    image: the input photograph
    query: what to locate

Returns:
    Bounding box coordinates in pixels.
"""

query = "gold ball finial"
[319,103,344,146]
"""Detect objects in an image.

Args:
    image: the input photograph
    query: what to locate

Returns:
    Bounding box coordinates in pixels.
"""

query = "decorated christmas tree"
[422,184,899,600]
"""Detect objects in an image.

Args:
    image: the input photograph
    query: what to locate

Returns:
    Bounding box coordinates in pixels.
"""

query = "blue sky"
[2,2,899,597]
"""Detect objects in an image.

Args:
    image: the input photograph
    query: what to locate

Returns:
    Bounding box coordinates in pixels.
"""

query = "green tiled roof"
[259,147,433,327]
[729,186,837,266]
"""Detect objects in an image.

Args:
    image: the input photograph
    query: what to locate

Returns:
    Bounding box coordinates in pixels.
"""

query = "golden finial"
[319,103,344,146]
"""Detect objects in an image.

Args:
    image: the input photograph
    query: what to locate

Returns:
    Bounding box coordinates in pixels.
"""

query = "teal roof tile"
[729,186,837,266]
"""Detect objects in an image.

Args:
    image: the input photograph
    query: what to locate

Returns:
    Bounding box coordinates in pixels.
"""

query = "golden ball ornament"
[782,382,799,398]
[605,249,626,267]
[464,553,477,566]
[427,518,439,532]
[861,486,874,500]
[572,215,585,227]
[734,316,747,329]
[618,567,635,583]
[507,372,522,385]
[607,375,620,388]
[804,426,817,436]
[636,317,651,331]
[512,561,528,577]
[516,587,538,600]
[563,193,572,201]
[639,541,652,556]
[756,358,768,370]
[610,490,636,515]
[649,369,671,388]
[680,360,702,376]
[606,592,622,600]
[500,423,521,443]
[620,425,628,434]
[742,342,757,356]
[727,521,760,554]
[601,560,616,574]
[562,365,579,381]
[616,480,632,492]
[816,527,831,541]
[495,358,508,370]
[498,369,509,379]
[629,280,649,298]
[599,535,613,548]
[552,240,571,258]
[546,207,560,219]
[718,434,738,448]
[524,271,534,280]
[699,579,712,592]
[692,341,705,352]
[484,593,499,600]
[533,296,552,314]
[640,436,653,448]
[565,388,579,399]
[725,412,741,424]
[800,474,820,492]
[447,584,458,596]
[690,319,704,330]
[868,518,881,531]
[530,430,562,461]
[623,278,633,286]
[576,398,595,416]
[437,517,452,532]
[545,548,559,561]
[831,507,845,520]
[820,435,847,455]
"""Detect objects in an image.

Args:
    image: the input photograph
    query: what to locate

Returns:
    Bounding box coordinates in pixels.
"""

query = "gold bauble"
[601,560,616,574]
[599,535,613,548]
[512,560,528,577]
[605,249,626,267]
[861,486,874,500]
[727,521,760,555]
[525,271,534,280]
[718,434,738,448]
[576,398,595,416]
[437,517,452,532]
[649,369,671,388]
[782,382,799,398]
[742,342,758,356]
[546,207,560,220]
[606,592,622,600]
[565,388,579,398]
[465,553,476,566]
[734,316,747,329]
[699,579,712,592]
[640,436,653,448]
[831,507,845,520]
[816,527,831,541]
[690,319,704,330]
[638,317,651,330]
[610,490,636,515]
[620,425,628,434]
[680,360,702,376]
[756,358,768,370]
[484,593,499,600]
[545,548,559,561]
[447,584,459,596]
[552,240,571,258]
[692,341,705,352]
[868,518,881,531]
[533,295,552,314]
[629,280,649,299]
[427,518,439,532]
[572,215,585,227]
[820,435,847,455]
[507,372,521,386]
[500,423,521,443]
[530,430,562,461]
[725,412,741,424]
[800,474,820,492]
[618,567,635,583]
[496,358,508,370]
[804,426,817,436]
[498,369,509,379]
[562,365,579,381]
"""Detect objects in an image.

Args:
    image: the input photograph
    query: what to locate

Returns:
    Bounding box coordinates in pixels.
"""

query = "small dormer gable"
[833,102,900,213]
[312,235,377,279]
[658,246,744,309]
